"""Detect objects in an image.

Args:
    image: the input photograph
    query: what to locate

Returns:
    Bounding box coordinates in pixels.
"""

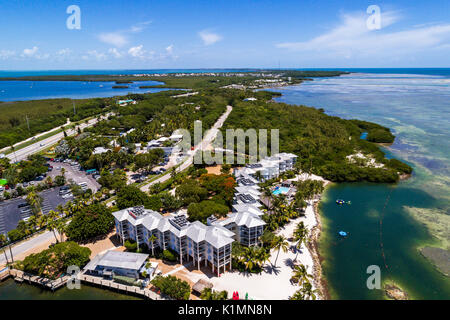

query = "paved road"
[140,105,232,192]
[0,230,55,266]
[0,118,71,154]
[7,113,113,162]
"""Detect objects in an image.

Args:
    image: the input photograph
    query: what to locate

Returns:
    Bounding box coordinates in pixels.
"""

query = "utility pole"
[25,115,30,131]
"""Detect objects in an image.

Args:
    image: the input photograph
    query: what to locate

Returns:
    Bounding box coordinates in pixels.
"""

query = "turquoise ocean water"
[272,70,450,299]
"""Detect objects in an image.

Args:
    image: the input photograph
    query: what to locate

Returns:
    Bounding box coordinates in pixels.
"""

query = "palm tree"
[46,210,59,243]
[0,234,9,264]
[293,222,308,261]
[254,171,263,182]
[271,235,289,267]
[36,213,46,229]
[148,234,157,256]
[55,219,66,242]
[61,167,66,177]
[27,214,37,233]
[26,191,42,215]
[290,264,312,286]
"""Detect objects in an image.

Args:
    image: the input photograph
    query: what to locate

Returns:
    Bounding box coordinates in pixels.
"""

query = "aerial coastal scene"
[0,0,449,309]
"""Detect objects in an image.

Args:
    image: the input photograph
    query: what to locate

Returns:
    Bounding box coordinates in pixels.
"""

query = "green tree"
[271,235,289,267]
[65,203,114,242]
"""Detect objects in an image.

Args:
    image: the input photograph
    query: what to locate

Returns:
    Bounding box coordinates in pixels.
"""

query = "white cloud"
[165,44,174,54]
[276,11,450,59]
[56,48,71,56]
[98,32,128,47]
[128,45,145,58]
[108,48,123,58]
[0,50,15,60]
[198,30,222,45]
[86,50,107,60]
[98,21,151,47]
[129,21,152,33]
[22,46,39,57]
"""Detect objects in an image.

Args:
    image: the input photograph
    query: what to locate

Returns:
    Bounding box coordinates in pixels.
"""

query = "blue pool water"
[272,187,290,195]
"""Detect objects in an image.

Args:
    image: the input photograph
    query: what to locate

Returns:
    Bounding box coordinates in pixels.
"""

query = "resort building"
[233,152,298,182]
[209,211,265,247]
[83,251,149,279]
[112,206,235,275]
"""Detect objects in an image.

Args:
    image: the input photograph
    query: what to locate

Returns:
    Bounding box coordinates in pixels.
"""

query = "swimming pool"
[272,187,290,195]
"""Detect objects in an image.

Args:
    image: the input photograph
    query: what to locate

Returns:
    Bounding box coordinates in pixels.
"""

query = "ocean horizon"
[1,68,450,78]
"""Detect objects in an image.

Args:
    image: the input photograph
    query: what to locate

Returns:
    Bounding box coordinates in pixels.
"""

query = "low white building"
[84,251,149,279]
[92,146,109,155]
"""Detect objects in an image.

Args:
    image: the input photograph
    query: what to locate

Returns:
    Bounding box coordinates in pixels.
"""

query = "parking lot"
[0,187,69,235]
[48,161,101,193]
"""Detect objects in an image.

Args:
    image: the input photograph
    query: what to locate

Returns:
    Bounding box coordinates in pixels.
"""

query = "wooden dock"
[0,268,10,281]
[9,269,69,291]
[78,273,170,300]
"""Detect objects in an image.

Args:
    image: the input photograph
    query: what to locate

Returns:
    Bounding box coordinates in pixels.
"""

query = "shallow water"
[273,72,450,299]
[0,278,141,300]
[0,80,170,101]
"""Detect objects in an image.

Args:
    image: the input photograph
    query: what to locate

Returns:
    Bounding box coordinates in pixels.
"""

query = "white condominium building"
[233,152,298,181]
[113,206,235,275]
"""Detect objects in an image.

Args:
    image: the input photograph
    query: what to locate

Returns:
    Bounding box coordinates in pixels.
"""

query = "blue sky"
[0,0,449,69]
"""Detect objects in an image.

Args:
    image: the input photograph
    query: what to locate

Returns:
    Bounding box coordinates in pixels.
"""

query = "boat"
[336,199,345,205]
[338,231,348,237]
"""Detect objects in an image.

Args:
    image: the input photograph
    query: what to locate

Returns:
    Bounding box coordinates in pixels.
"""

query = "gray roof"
[84,251,149,271]
[219,211,266,228]
[232,204,264,216]
[186,221,234,248]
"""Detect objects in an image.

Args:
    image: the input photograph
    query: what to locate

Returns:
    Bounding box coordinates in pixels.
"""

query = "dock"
[78,273,170,300]
[9,269,69,290]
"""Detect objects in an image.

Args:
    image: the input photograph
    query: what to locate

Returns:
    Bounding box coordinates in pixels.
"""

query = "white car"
[62,193,73,199]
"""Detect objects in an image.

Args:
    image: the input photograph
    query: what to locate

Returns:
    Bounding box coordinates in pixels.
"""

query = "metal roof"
[84,251,149,271]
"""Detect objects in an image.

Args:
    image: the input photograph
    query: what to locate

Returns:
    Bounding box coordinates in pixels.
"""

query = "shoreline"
[307,181,332,300]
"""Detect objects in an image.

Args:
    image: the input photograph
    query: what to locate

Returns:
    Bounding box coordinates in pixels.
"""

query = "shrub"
[151,275,191,300]
[124,240,137,252]
[162,249,177,262]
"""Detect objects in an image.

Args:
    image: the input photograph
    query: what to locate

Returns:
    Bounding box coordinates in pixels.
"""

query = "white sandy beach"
[181,200,321,300]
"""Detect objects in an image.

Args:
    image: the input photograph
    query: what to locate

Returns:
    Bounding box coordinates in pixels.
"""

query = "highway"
[7,113,112,162]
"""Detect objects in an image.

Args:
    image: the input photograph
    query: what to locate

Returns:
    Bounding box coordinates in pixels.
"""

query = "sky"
[0,0,449,69]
